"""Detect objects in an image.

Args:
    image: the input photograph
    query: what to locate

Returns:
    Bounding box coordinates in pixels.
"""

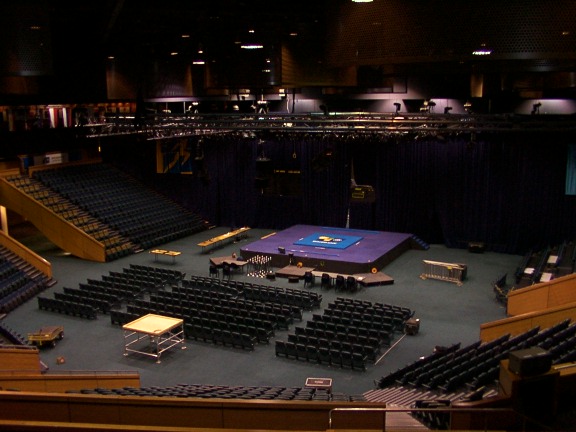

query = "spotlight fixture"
[444,106,453,114]
[420,100,436,113]
[531,102,542,115]
[464,101,472,114]
[240,44,264,49]
[472,43,492,56]
[393,102,401,114]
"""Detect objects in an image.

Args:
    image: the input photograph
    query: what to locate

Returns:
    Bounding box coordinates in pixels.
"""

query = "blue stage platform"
[240,225,418,275]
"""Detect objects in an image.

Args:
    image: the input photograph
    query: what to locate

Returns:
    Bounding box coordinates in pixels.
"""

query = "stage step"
[410,235,430,250]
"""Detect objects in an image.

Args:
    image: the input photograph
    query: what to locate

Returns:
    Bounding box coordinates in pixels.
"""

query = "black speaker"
[468,242,485,253]
[509,347,552,377]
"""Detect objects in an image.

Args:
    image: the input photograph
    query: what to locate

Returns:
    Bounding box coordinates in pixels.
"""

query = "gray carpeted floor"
[2,225,520,396]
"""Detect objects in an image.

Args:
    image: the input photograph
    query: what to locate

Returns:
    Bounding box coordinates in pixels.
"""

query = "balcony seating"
[31,163,209,257]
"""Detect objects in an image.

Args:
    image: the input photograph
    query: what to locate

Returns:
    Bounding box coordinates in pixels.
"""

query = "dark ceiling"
[1,0,576,103]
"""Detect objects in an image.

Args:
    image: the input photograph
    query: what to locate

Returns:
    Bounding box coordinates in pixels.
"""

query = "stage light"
[444,106,453,114]
[393,102,401,114]
[531,102,542,115]
[472,43,492,56]
[420,100,435,113]
[241,44,264,49]
[464,101,472,114]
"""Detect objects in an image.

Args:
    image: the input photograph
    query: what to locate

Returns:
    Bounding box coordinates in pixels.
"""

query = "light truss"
[83,112,576,140]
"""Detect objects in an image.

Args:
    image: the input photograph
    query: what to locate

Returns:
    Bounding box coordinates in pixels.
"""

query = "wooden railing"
[0,231,52,278]
[506,273,576,316]
[0,346,42,375]
[0,175,106,262]
[0,391,386,431]
[479,302,576,342]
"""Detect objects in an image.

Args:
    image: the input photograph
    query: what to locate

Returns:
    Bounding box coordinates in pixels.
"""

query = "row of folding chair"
[305,319,391,346]
[125,303,276,338]
[106,271,168,288]
[311,312,395,335]
[163,288,296,318]
[294,326,380,355]
[322,308,401,330]
[110,309,140,326]
[287,333,379,362]
[160,286,233,302]
[83,280,143,298]
[127,264,185,281]
[241,285,322,310]
[332,297,412,317]
[275,340,367,371]
[62,287,122,310]
[51,292,107,314]
[185,324,257,350]
[184,317,273,342]
[147,293,298,327]
[37,296,98,319]
[181,279,240,296]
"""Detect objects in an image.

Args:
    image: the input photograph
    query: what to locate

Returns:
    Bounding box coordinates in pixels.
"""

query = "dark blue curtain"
[107,130,576,255]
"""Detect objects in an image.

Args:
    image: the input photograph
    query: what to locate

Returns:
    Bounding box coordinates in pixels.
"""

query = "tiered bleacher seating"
[6,173,137,261]
[513,240,576,289]
[32,163,208,253]
[374,319,576,399]
[0,247,51,314]
[0,320,29,345]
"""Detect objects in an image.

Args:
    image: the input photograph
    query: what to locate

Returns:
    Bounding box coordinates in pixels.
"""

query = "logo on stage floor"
[294,233,363,250]
[318,236,340,243]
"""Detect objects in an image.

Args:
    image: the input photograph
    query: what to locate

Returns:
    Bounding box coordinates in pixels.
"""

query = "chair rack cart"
[419,260,467,286]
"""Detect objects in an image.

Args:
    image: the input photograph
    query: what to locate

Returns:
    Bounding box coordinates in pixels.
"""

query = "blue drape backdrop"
[104,130,576,255]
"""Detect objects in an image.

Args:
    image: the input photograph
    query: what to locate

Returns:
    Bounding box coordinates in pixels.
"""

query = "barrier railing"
[420,260,467,286]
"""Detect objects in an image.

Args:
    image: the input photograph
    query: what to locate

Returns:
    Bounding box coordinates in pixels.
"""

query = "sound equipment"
[278,247,285,254]
[404,318,420,335]
[468,242,485,253]
[508,347,552,377]
[350,185,376,203]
